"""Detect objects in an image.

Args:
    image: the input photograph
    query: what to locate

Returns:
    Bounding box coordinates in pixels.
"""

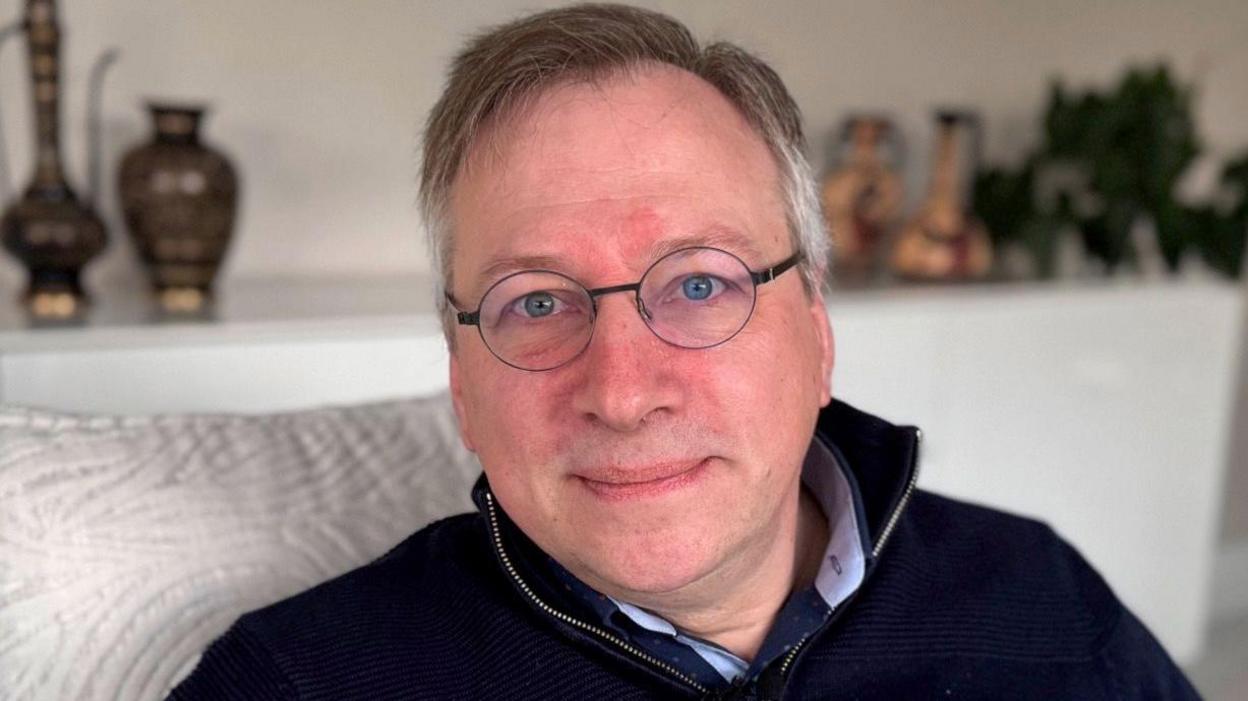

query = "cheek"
[733,302,825,399]
[675,308,822,458]
[461,362,567,471]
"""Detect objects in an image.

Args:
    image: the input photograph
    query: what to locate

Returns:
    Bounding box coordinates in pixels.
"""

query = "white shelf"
[0,275,441,353]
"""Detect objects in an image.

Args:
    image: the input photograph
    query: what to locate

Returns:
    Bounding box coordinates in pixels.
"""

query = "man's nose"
[568,294,682,432]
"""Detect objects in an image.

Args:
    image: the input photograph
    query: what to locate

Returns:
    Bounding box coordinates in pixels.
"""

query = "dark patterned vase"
[1,0,108,320]
[118,103,238,313]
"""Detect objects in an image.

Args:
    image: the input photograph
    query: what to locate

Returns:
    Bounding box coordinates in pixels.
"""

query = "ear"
[449,352,478,453]
[807,289,835,407]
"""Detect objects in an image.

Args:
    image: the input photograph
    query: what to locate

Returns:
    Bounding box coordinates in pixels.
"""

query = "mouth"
[575,458,711,502]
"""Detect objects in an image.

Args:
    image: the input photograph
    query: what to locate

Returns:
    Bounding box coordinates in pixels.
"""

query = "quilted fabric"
[0,394,480,701]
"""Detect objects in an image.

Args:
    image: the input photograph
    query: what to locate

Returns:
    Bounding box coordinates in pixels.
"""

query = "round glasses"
[453,246,801,371]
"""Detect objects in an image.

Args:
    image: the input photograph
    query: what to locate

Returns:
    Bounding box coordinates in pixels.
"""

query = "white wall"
[2,0,1246,284]
[1,1,1246,537]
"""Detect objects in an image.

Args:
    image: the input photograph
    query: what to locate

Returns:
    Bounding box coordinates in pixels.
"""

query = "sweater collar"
[812,398,922,558]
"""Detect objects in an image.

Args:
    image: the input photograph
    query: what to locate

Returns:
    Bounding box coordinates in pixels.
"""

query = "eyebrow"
[468,227,770,299]
[649,229,766,263]
[477,253,567,287]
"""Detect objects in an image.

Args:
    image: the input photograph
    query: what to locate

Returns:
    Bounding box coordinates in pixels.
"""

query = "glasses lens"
[639,247,756,348]
[477,271,594,370]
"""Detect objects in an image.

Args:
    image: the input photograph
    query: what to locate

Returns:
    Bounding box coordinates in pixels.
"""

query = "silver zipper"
[776,426,923,686]
[776,633,810,677]
[871,427,922,559]
[484,492,707,695]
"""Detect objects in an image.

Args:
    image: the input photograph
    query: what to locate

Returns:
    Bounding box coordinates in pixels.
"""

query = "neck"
[611,485,829,662]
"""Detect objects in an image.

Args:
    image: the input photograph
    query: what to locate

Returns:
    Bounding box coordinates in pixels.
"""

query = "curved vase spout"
[86,48,120,208]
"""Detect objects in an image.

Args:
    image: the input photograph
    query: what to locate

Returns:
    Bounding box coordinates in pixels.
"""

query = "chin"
[577,530,722,597]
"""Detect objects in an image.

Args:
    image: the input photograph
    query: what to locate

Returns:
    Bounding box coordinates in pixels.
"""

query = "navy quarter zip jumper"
[169,400,1198,700]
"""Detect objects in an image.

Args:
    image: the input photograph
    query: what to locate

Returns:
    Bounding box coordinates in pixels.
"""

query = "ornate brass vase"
[118,104,238,313]
[0,0,108,319]
[890,111,993,281]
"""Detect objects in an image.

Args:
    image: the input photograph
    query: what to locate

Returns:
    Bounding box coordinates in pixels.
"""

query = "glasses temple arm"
[445,291,480,326]
[750,252,803,285]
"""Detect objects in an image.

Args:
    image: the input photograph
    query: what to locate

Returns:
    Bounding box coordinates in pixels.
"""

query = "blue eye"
[522,292,556,317]
[682,275,715,301]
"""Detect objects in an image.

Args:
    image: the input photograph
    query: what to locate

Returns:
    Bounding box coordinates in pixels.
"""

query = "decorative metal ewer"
[0,0,116,319]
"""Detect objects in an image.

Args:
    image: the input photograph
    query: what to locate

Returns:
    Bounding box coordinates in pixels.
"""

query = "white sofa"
[0,393,480,701]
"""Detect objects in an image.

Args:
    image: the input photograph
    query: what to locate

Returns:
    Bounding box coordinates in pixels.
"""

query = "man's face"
[447,66,834,598]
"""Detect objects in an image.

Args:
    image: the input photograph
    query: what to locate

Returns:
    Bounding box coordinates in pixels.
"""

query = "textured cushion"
[0,393,480,701]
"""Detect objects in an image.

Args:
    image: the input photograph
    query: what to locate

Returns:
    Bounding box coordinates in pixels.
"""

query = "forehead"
[449,66,788,291]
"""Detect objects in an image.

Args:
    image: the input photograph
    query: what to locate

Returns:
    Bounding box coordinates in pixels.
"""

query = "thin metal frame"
[449,247,802,371]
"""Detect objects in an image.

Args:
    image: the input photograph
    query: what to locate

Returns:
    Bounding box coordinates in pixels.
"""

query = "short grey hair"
[419,3,829,341]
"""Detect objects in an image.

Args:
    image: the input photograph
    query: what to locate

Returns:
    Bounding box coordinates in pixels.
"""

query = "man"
[171,4,1196,699]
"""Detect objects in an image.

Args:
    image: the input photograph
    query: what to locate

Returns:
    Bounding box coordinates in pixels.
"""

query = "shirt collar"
[803,433,872,611]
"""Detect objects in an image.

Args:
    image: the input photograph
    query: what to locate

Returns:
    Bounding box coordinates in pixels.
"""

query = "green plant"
[974,65,1247,278]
